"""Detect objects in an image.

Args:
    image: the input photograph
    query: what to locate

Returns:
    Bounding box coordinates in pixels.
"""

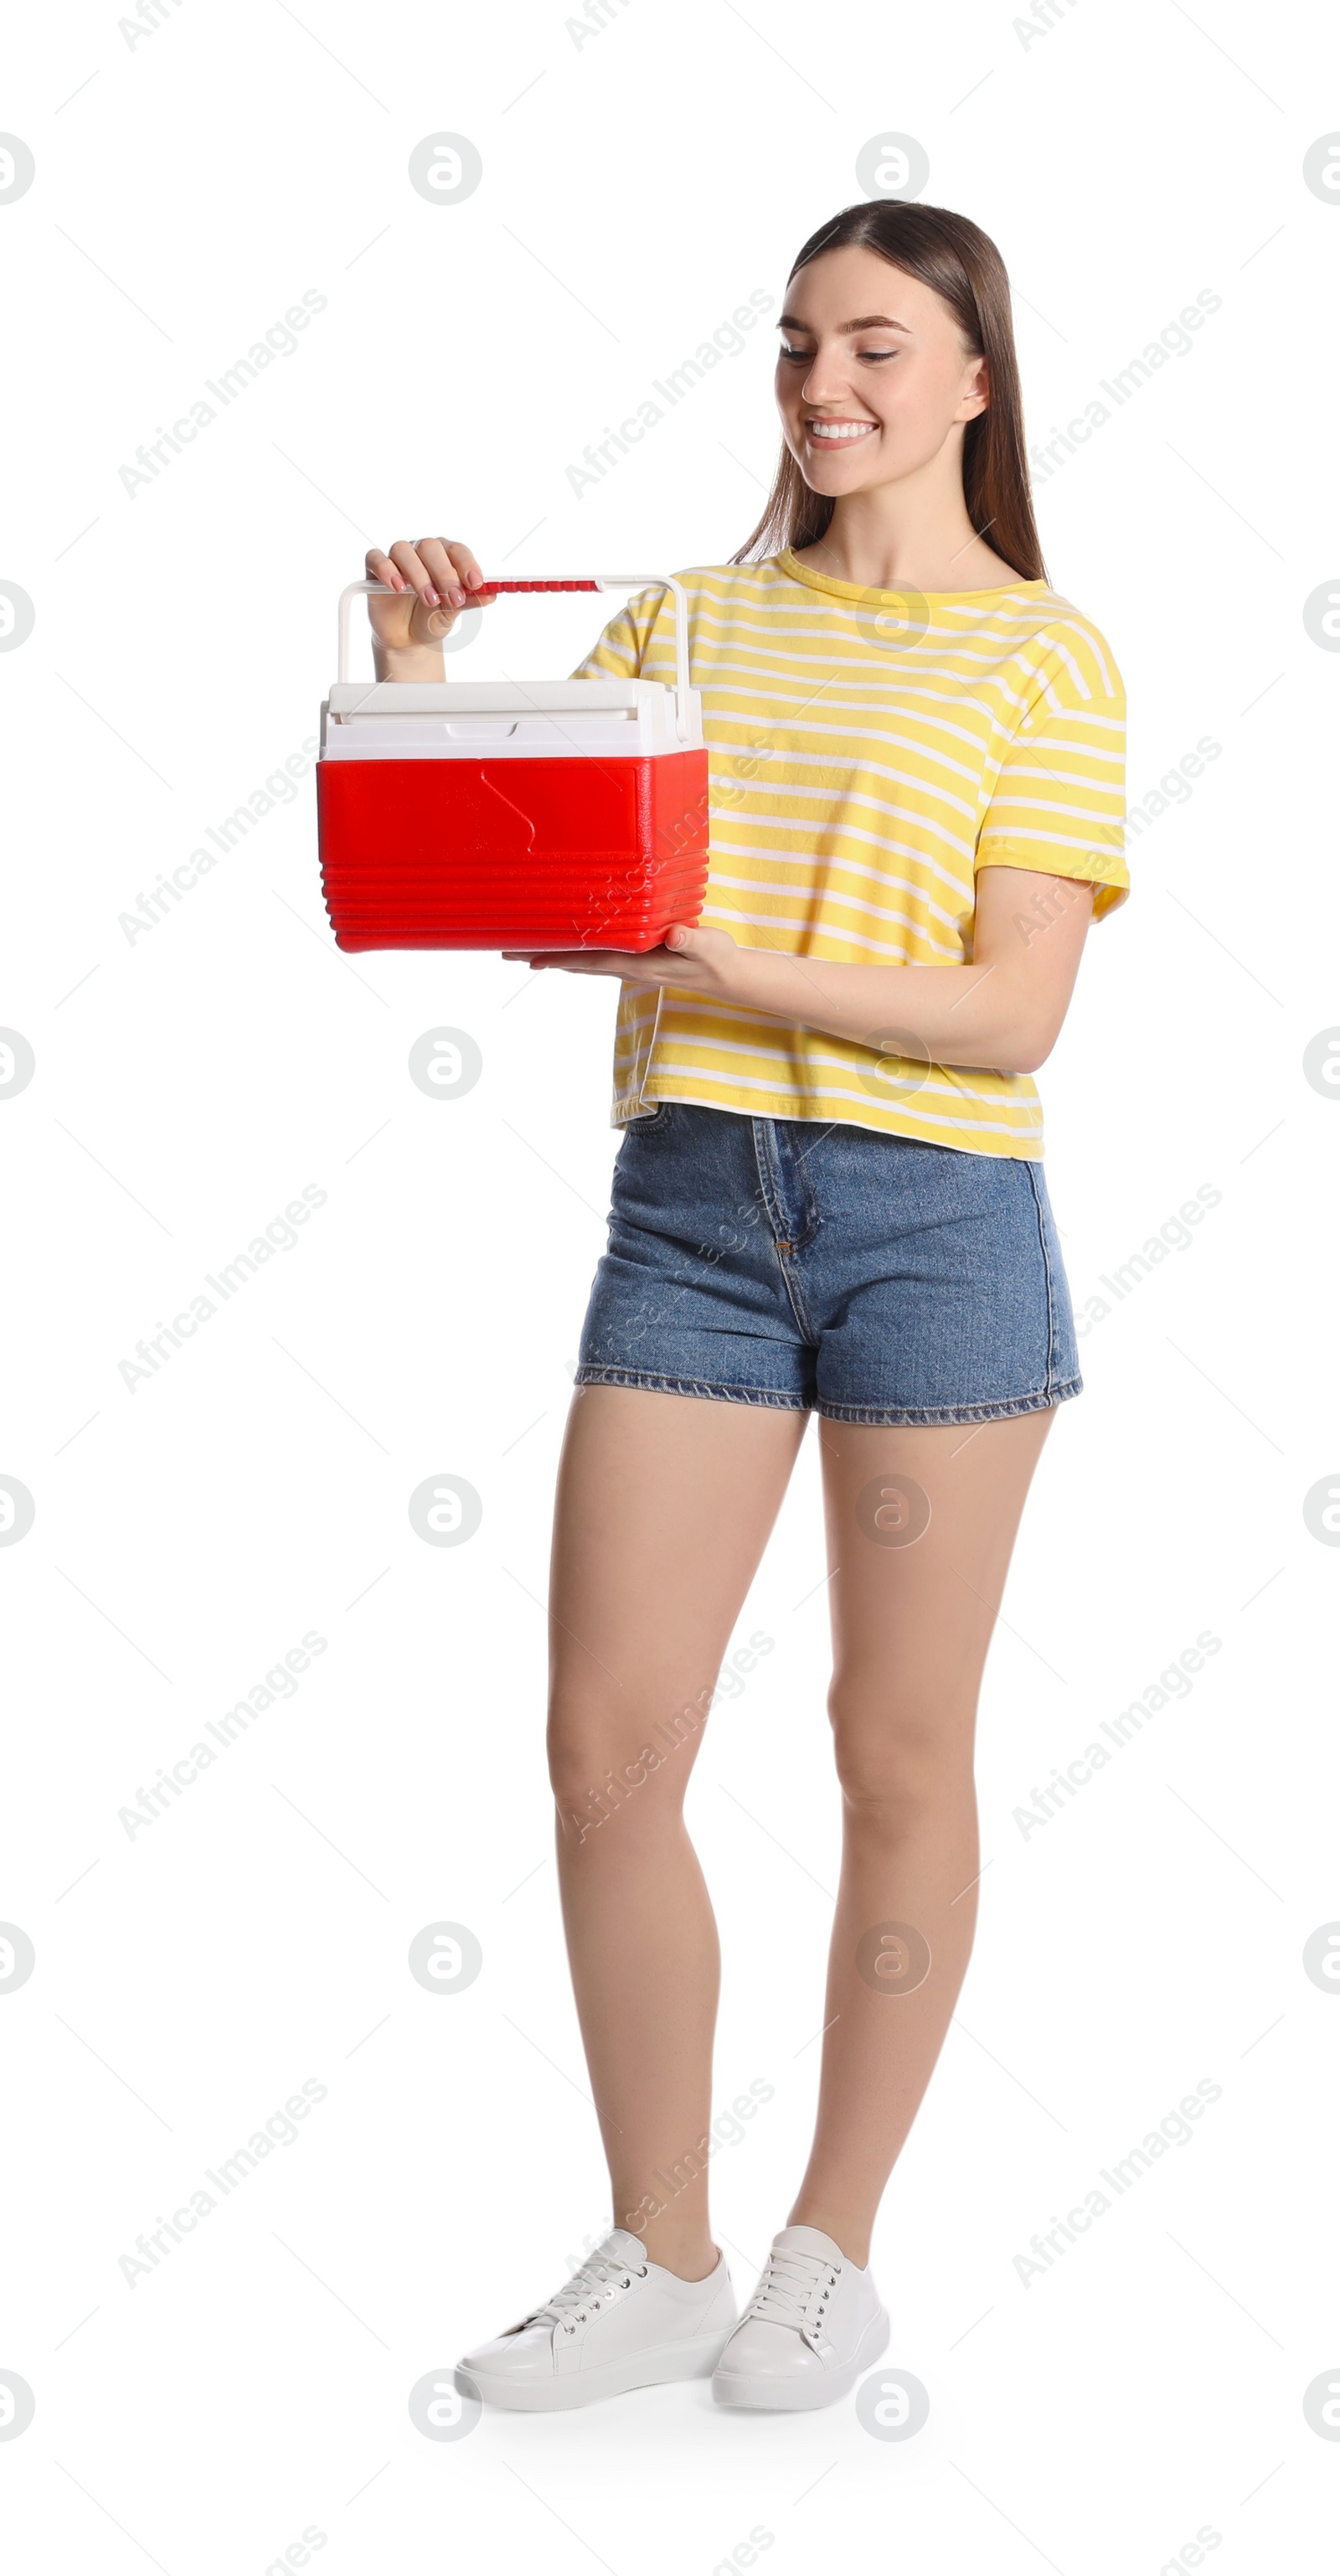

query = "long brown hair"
[732,200,1047,583]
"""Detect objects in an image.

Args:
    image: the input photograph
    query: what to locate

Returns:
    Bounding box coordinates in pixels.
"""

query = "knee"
[827,1681,973,1826]
[547,1695,692,1841]
[546,1708,620,1818]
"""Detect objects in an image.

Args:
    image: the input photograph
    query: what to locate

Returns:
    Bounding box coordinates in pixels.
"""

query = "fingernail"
[424,587,440,606]
[451,587,466,606]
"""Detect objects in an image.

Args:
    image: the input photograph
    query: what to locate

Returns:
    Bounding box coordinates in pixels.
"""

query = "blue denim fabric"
[574,1102,1081,1426]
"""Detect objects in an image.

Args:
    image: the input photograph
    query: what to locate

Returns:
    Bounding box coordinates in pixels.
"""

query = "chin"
[789,440,885,490]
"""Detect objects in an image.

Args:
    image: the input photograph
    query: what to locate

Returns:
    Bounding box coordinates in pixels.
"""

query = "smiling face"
[775,242,989,498]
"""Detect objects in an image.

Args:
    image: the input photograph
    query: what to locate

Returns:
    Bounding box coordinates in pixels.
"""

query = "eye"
[777,344,899,363]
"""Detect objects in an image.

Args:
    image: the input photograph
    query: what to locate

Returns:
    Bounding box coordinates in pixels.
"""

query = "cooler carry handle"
[337,574,694,741]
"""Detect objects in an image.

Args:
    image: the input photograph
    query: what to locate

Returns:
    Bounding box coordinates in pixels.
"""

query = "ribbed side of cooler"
[316,749,710,951]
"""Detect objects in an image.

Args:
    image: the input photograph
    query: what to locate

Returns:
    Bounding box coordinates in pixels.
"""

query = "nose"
[796,346,853,406]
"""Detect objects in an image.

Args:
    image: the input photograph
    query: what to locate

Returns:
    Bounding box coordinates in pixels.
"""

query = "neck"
[796,467,1010,594]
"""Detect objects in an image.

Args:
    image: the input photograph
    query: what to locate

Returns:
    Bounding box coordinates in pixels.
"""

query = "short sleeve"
[568,583,666,684]
[976,624,1130,921]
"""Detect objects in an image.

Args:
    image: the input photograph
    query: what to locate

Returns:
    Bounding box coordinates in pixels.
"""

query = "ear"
[958,354,990,421]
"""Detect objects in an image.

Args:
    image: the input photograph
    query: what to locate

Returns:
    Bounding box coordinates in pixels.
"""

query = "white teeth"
[808,421,876,441]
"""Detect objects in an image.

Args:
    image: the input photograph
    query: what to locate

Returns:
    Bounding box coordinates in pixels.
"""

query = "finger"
[442,539,495,601]
[417,539,472,611]
[364,547,409,594]
[387,539,441,608]
[418,539,497,608]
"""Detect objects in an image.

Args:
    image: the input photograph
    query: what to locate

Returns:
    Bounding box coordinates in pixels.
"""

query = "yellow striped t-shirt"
[570,547,1128,1159]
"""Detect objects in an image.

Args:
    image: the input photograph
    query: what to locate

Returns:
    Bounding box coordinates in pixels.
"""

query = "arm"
[722,865,1095,1075]
[518,865,1096,1077]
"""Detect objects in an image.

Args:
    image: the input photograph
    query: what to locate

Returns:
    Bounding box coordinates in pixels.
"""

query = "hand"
[364,538,498,667]
[502,922,740,993]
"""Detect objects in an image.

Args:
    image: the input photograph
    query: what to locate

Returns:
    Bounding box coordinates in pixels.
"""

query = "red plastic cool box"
[316,575,709,951]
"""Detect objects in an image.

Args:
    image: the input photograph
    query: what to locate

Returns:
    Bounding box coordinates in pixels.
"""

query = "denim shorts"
[574,1102,1081,1427]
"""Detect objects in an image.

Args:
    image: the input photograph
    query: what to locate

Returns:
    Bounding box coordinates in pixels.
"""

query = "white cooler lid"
[321,677,704,757]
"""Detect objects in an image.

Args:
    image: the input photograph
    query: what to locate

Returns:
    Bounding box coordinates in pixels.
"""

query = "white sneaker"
[457,2227,737,2411]
[712,2223,889,2410]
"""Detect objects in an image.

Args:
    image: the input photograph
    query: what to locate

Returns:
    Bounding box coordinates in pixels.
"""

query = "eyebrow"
[776,312,913,336]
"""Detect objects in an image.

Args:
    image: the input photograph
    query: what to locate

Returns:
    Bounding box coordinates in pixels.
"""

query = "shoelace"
[526,2248,649,2334]
[745,2245,840,2336]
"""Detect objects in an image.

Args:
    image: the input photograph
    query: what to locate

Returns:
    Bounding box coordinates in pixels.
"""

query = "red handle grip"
[474,578,600,592]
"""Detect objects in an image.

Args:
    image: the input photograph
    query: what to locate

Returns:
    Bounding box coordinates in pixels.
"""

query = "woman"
[367,199,1129,2413]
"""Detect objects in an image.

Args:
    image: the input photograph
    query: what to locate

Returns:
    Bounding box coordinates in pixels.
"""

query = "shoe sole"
[712,2305,891,2410]
[458,2325,736,2412]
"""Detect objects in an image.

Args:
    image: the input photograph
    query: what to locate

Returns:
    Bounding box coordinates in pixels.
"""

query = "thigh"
[548,1383,810,1784]
[818,1411,1057,1779]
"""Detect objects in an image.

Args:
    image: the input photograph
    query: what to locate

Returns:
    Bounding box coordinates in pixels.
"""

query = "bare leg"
[788,1410,1057,2265]
[548,1384,809,2278]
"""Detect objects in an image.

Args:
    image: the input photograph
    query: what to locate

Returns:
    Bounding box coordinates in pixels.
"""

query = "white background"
[2,3,1337,2570]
